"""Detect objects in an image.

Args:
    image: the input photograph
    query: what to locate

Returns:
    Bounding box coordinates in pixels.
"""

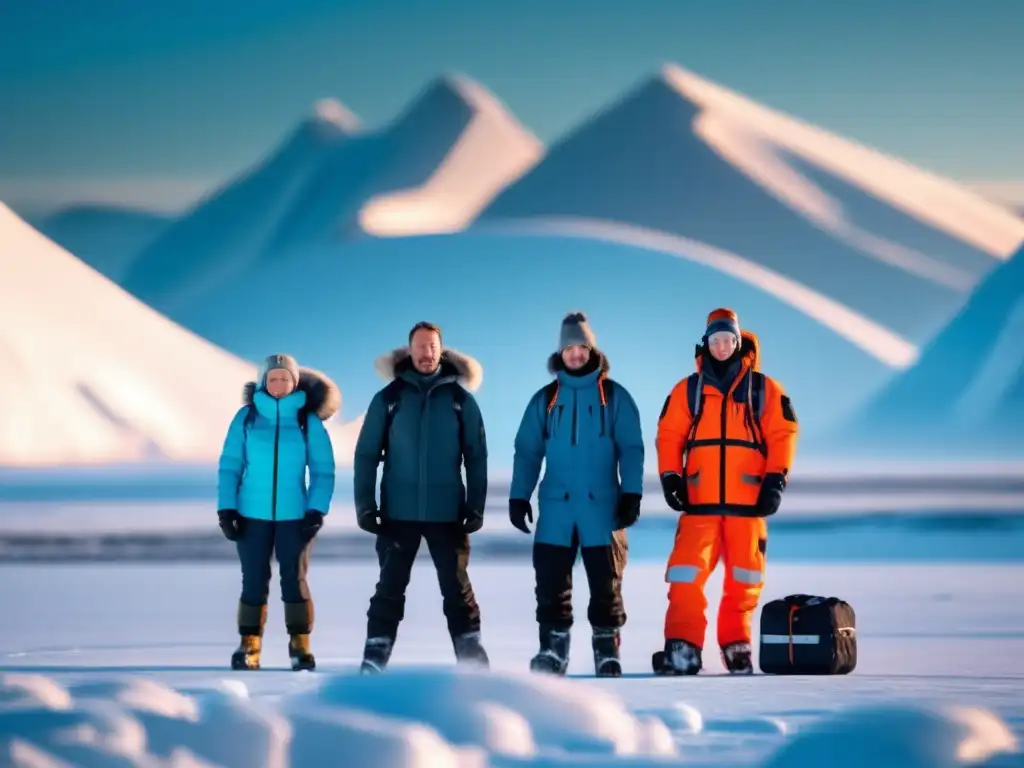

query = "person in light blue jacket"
[509,312,645,677]
[217,353,337,672]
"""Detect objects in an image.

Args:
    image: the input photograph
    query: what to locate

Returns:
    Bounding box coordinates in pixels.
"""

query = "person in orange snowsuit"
[653,308,798,675]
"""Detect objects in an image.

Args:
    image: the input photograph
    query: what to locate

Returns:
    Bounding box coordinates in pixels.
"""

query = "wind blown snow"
[0,203,363,466]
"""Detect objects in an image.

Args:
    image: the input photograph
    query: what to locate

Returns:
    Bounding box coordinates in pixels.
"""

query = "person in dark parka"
[353,321,489,673]
[216,354,338,671]
[509,312,645,677]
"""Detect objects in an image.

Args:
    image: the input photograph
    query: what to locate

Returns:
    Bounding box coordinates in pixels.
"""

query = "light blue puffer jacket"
[217,368,338,521]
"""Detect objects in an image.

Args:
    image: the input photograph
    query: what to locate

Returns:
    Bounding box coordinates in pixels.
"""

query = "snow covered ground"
[1,559,1022,766]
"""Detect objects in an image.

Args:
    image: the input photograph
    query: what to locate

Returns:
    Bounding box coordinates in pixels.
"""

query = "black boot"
[721,641,753,674]
[652,639,702,676]
[452,631,489,668]
[285,601,315,671]
[530,626,571,675]
[592,627,621,677]
[231,602,267,671]
[360,636,393,674]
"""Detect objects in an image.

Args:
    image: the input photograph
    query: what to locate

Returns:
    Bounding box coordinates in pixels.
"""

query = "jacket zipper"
[418,387,430,521]
[270,399,282,520]
[719,386,728,507]
[271,400,281,520]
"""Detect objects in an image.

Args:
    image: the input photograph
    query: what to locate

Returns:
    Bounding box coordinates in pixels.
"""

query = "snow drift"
[478,63,1024,343]
[839,244,1024,458]
[125,76,540,313]
[0,203,362,467]
[0,669,1017,767]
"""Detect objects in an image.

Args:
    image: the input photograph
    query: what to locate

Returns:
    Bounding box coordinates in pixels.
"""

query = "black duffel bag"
[758,594,856,675]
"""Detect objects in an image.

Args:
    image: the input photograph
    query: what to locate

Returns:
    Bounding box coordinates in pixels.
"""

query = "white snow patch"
[359,75,543,236]
[0,203,363,467]
[311,98,361,132]
[763,703,1019,767]
[636,702,704,735]
[484,216,918,368]
[0,675,73,712]
[0,669,1019,766]
[661,64,1024,260]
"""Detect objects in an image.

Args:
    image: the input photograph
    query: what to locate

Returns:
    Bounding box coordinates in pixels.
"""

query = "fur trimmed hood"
[375,347,483,392]
[547,348,610,377]
[243,367,342,421]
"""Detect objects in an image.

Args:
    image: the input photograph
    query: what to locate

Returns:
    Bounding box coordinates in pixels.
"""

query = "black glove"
[301,510,325,541]
[615,493,642,529]
[756,473,787,517]
[357,507,385,535]
[660,472,688,513]
[217,509,242,541]
[509,498,533,534]
[461,506,484,534]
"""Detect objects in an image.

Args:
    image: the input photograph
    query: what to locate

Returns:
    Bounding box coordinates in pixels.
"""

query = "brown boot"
[284,601,315,671]
[231,602,266,670]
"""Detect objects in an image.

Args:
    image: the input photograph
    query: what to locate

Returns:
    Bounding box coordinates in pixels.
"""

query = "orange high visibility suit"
[655,326,798,650]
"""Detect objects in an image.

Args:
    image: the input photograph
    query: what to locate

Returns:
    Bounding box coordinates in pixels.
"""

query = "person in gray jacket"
[353,321,489,673]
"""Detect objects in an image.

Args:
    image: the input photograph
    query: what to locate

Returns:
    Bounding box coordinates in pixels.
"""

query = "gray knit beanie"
[259,353,300,389]
[559,311,597,351]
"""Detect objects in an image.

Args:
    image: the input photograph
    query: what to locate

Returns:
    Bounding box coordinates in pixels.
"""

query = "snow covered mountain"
[125,77,541,313]
[35,204,172,282]
[120,99,359,312]
[838,244,1024,458]
[478,64,1024,344]
[0,203,362,467]
[355,75,543,237]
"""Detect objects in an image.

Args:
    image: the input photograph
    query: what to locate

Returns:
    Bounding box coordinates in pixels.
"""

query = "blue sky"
[1,0,1021,212]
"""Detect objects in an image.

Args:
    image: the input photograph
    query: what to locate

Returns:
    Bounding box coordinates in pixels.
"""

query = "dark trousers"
[534,528,627,631]
[366,521,480,640]
[237,519,313,633]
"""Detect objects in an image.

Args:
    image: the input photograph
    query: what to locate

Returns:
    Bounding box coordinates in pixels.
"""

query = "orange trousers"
[663,515,767,649]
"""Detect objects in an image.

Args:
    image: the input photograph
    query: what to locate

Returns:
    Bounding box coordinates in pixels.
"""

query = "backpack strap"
[540,378,615,441]
[750,371,766,422]
[746,371,768,456]
[684,372,704,449]
[540,381,559,440]
[243,403,257,432]
[599,377,616,439]
[379,379,469,458]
